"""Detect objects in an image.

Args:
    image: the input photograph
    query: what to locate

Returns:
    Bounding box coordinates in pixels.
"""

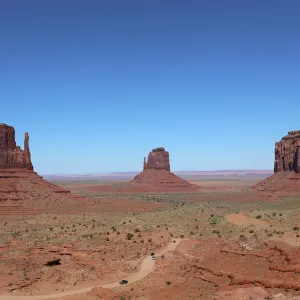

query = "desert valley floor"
[1,176,300,300]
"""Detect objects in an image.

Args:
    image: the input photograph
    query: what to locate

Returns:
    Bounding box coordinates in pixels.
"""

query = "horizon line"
[41,169,274,176]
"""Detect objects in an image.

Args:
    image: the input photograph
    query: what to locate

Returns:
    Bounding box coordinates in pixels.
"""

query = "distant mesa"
[0,123,83,214]
[132,147,199,191]
[254,130,300,195]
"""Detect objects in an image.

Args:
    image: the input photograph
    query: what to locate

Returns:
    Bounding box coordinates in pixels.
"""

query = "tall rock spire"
[0,124,33,170]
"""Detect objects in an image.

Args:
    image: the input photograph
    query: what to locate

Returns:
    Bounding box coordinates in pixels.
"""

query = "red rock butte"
[132,147,198,191]
[254,130,300,196]
[0,124,82,214]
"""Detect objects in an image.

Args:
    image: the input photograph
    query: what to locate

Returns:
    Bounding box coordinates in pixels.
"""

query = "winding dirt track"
[0,239,182,300]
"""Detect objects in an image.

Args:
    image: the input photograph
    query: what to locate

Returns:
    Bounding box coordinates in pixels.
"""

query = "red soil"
[179,238,300,294]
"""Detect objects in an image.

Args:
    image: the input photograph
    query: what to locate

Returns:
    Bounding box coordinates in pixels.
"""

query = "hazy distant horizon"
[42,169,273,177]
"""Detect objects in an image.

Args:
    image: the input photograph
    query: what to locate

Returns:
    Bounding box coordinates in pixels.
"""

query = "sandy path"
[0,239,182,300]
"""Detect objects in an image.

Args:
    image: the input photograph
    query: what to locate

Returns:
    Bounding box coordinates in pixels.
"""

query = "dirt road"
[0,239,182,300]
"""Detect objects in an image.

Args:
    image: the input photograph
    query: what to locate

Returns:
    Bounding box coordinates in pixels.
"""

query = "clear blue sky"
[1,1,300,174]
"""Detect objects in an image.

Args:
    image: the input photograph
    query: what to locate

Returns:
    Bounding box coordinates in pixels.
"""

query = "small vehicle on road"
[119,280,128,285]
[152,256,156,260]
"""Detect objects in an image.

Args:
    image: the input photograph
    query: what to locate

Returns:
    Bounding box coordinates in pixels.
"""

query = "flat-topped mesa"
[274,130,300,173]
[143,147,170,171]
[0,124,33,170]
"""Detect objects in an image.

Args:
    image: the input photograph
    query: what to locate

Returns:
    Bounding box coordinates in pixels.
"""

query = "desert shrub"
[157,225,160,228]
[127,233,134,240]
[272,212,276,216]
[255,215,262,219]
[180,234,184,238]
[134,228,140,233]
[148,238,152,242]
[8,283,13,287]
[173,240,176,243]
[249,230,254,233]
[293,226,299,231]
[239,234,247,241]
[105,237,109,241]
[140,239,144,243]
[190,231,194,235]
[169,233,174,237]
[107,232,110,235]
[166,280,171,285]
[196,225,199,229]
[117,231,120,235]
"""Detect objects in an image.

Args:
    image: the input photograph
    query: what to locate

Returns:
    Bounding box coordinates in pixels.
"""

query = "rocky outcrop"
[0,123,85,211]
[274,130,300,173]
[0,124,33,170]
[132,147,199,191]
[143,147,170,171]
[254,130,300,195]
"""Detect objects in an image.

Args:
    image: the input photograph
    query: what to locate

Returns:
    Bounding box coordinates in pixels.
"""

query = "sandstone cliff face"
[0,124,33,170]
[143,147,170,171]
[274,130,300,173]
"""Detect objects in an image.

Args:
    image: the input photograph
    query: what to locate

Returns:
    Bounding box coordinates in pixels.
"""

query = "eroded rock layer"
[132,147,198,191]
[274,130,300,173]
[0,124,33,170]
[254,130,300,195]
[143,147,170,171]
